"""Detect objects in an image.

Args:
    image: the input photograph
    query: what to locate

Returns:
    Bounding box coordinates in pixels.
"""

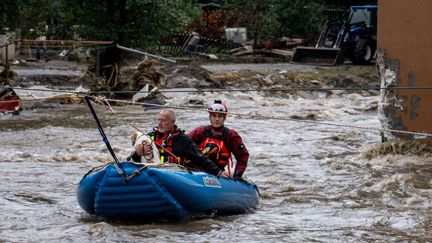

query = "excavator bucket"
[291,46,345,65]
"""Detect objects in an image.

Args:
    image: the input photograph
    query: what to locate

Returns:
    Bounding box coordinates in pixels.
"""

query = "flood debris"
[13,85,87,110]
[0,65,17,86]
[131,59,166,90]
[0,86,21,114]
[157,32,301,62]
[131,84,167,109]
[6,50,379,113]
[158,32,242,56]
[30,102,62,109]
[362,139,432,160]
[161,62,222,89]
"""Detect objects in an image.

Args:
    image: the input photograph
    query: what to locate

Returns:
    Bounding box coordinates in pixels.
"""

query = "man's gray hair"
[160,109,176,122]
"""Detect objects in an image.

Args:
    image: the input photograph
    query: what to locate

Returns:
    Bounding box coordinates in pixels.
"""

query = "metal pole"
[116,44,176,63]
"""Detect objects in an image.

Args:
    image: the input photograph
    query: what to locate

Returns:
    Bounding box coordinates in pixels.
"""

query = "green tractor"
[292,5,377,65]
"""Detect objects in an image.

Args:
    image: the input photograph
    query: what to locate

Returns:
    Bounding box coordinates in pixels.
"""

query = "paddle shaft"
[84,96,128,179]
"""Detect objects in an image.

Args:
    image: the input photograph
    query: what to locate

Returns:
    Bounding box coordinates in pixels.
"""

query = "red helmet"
[208,100,228,114]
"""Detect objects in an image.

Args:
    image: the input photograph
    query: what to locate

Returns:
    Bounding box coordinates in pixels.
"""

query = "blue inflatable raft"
[77,162,259,220]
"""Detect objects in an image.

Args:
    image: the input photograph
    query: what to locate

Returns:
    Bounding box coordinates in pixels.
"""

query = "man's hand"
[135,141,153,156]
[219,171,230,178]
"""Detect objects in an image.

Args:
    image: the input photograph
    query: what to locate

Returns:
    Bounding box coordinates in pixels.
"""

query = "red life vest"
[198,126,231,168]
[150,130,181,164]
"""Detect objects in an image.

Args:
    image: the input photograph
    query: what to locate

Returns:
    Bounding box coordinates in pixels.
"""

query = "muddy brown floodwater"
[1,62,432,242]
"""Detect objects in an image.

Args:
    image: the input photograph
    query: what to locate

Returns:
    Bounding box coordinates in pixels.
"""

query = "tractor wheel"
[352,39,374,65]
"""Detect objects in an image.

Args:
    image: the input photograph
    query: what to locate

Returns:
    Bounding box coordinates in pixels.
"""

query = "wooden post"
[96,49,100,76]
[5,42,8,84]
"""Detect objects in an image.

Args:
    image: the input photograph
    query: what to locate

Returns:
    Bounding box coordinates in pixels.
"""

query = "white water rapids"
[1,88,432,242]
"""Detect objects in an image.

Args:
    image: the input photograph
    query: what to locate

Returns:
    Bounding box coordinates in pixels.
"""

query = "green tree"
[274,0,326,42]
[0,0,20,34]
[0,0,55,39]
[2,0,199,49]
[1,0,376,51]
[61,0,199,48]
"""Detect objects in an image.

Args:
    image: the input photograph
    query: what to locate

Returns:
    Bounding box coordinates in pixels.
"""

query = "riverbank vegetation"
[1,0,377,50]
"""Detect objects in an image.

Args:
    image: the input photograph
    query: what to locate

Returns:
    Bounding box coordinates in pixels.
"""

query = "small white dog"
[129,131,160,164]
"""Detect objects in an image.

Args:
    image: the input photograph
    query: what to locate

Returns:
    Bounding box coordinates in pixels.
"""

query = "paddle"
[84,96,128,180]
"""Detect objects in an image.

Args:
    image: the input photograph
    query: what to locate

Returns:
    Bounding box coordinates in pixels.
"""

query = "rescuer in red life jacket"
[132,109,230,178]
[188,100,249,179]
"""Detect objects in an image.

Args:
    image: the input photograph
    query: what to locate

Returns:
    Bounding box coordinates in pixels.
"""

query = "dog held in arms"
[128,131,160,164]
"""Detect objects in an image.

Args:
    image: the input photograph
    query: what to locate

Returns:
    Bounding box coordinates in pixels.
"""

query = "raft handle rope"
[124,162,195,180]
[84,96,129,180]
